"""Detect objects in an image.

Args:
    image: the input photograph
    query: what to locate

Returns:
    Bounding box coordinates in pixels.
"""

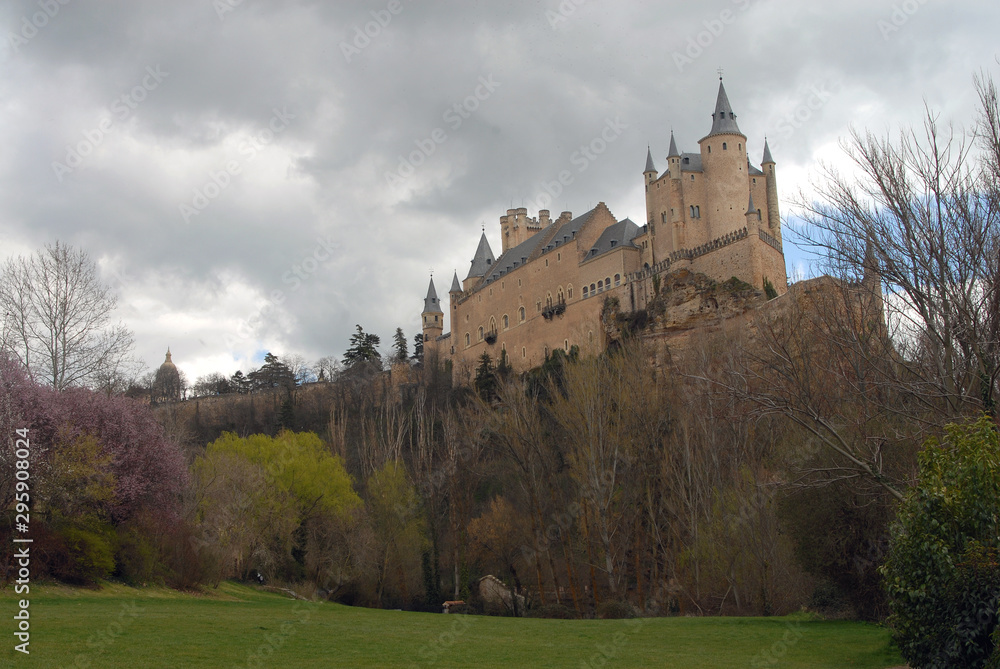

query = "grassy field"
[1,582,904,668]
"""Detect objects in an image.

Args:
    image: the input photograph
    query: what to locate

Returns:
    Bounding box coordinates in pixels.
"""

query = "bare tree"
[794,73,1000,421]
[0,242,135,391]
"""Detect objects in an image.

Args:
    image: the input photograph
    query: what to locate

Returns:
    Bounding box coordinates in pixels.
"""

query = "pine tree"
[344,325,381,366]
[412,333,424,363]
[392,327,408,364]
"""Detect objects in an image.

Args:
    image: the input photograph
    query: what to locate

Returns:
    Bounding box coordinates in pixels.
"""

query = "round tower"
[643,146,657,226]
[421,277,444,354]
[698,78,749,240]
[761,139,781,241]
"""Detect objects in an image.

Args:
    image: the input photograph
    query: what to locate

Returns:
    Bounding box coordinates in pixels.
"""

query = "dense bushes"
[881,416,1000,668]
[1,355,188,585]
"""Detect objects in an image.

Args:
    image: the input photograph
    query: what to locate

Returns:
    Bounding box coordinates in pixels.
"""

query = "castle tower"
[464,232,495,291]
[643,146,657,225]
[448,271,462,350]
[421,278,444,352]
[745,192,760,229]
[761,139,781,241]
[667,131,681,180]
[699,78,749,240]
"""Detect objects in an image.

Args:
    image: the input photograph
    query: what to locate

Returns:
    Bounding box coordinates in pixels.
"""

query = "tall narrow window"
[502,314,509,330]
[478,327,484,341]
[519,306,525,322]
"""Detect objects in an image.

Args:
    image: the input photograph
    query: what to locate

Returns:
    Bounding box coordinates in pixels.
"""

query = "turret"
[448,271,462,343]
[643,146,657,225]
[667,131,681,180]
[699,78,748,239]
[421,277,444,348]
[761,138,781,241]
[464,232,495,291]
[745,192,760,230]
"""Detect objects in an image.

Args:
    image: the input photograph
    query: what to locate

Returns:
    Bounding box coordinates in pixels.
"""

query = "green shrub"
[596,600,637,619]
[881,415,1000,668]
[115,526,162,586]
[56,524,116,585]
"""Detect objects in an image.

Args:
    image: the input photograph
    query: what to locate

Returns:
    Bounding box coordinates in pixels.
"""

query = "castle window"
[434,315,438,322]
[536,301,541,312]
[568,285,574,298]
[519,306,525,322]
[545,259,549,267]
[557,287,564,302]
[707,145,711,154]
[691,175,694,181]
[695,206,700,217]
[738,143,742,151]
[597,280,604,293]
[478,327,484,341]
[589,331,594,342]
[583,286,589,298]
[465,333,470,347]
[690,205,695,218]
[502,314,509,330]
[518,279,522,287]
[722,142,727,150]
[605,277,611,289]
[753,178,756,184]
[590,283,596,294]
[489,317,497,333]
[557,252,561,261]
[614,274,621,286]
[564,339,569,351]
[501,281,505,289]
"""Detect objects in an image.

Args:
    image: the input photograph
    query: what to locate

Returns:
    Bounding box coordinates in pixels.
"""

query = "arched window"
[519,306,525,322]
[489,317,497,334]
[502,314,509,330]
[597,280,604,293]
[690,205,695,218]
[590,283,596,294]
[567,284,574,299]
[707,145,711,154]
[478,326,484,341]
[557,286,564,302]
[605,277,611,289]
[465,333,470,346]
[583,286,589,298]
[614,274,621,286]
[722,142,727,150]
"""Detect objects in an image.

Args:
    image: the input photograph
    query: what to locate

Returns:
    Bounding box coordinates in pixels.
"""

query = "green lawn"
[1,582,904,668]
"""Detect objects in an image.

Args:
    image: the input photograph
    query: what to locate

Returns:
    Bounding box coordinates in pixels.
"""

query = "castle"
[422,79,788,380]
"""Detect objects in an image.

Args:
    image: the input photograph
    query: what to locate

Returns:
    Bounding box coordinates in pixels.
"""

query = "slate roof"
[542,208,594,254]
[423,278,441,313]
[680,152,703,172]
[762,138,774,164]
[748,161,764,176]
[585,218,641,260]
[466,232,496,280]
[644,147,656,174]
[667,131,680,158]
[479,227,550,288]
[450,271,462,293]
[703,80,744,139]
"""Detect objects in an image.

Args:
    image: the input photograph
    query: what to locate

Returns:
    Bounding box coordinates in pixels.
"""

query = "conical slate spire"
[667,131,680,158]
[706,79,743,137]
[746,191,757,215]
[762,138,774,164]
[423,278,441,313]
[450,271,461,294]
[644,146,656,174]
[466,232,495,280]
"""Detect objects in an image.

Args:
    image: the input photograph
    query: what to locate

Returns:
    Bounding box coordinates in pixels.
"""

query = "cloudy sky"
[1,0,996,383]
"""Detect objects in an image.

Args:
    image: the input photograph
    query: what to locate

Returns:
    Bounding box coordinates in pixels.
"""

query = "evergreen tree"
[474,351,498,401]
[344,324,381,366]
[392,327,408,364]
[412,333,424,363]
[247,352,296,390]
